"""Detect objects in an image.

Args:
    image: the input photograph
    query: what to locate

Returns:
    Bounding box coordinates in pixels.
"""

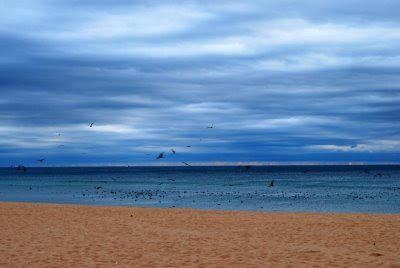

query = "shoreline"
[2,164,400,168]
[1,200,400,215]
[1,202,400,267]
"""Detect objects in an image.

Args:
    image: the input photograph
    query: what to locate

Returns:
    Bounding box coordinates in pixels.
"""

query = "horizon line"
[4,161,400,168]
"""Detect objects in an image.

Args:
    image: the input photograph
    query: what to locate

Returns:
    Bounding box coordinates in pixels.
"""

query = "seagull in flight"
[182,161,192,167]
[268,179,274,187]
[89,123,94,127]
[207,123,214,128]
[157,152,164,159]
[171,148,176,154]
[37,159,45,162]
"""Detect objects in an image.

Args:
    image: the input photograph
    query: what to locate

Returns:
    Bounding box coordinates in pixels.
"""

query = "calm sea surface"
[0,165,399,213]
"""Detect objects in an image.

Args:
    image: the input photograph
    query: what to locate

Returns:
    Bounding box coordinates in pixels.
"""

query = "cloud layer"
[1,0,399,165]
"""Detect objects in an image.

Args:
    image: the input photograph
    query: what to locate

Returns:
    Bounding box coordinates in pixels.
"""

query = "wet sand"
[0,202,399,267]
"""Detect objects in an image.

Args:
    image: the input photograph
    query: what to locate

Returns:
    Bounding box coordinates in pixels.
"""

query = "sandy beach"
[0,202,399,267]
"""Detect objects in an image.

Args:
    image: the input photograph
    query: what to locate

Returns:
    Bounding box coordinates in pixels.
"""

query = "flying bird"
[37,159,45,162]
[182,161,192,167]
[207,123,214,128]
[89,123,94,127]
[185,145,191,148]
[157,152,164,159]
[268,179,274,187]
[171,148,176,154]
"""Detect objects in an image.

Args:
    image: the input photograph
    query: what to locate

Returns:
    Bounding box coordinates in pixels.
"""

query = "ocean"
[1,165,399,213]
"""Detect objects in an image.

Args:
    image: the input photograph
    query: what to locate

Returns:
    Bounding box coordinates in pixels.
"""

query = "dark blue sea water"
[1,165,399,213]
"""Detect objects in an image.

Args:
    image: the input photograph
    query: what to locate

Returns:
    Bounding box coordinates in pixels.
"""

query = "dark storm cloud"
[0,0,399,165]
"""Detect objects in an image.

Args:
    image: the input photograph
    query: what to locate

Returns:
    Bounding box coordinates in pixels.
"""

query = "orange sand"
[0,202,399,267]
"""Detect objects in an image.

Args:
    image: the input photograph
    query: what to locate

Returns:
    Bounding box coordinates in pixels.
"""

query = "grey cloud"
[0,0,399,165]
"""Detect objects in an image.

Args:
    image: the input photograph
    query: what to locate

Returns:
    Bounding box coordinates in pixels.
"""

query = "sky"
[1,0,400,166]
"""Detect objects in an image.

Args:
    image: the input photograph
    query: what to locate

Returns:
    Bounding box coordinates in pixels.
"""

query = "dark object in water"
[156,152,164,159]
[268,179,274,187]
[16,165,27,172]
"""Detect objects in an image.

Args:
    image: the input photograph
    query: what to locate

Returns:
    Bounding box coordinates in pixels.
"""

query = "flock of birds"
[10,122,94,172]
[154,123,214,166]
[9,121,277,187]
[6,168,399,212]
[6,122,398,212]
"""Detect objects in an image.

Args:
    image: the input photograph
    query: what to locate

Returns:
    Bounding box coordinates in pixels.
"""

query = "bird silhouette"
[16,166,27,172]
[171,148,176,154]
[89,123,94,127]
[186,145,191,148]
[268,179,274,187]
[157,152,164,159]
[37,159,45,162]
[207,123,214,128]
[182,161,191,167]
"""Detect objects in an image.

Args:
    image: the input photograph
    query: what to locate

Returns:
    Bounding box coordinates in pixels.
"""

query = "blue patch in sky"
[0,0,400,165]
